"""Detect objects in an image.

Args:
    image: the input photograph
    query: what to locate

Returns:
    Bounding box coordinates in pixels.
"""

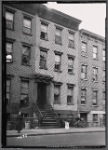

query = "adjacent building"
[78,29,105,126]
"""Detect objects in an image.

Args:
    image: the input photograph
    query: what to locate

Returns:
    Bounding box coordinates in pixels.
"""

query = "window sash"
[93,114,98,121]
[55,35,62,44]
[93,46,98,53]
[56,29,61,36]
[6,42,13,53]
[54,86,60,95]
[5,11,14,21]
[67,87,73,96]
[55,55,60,63]
[67,95,73,104]
[81,42,87,52]
[39,59,46,69]
[69,33,74,40]
[41,24,47,33]
[23,18,31,28]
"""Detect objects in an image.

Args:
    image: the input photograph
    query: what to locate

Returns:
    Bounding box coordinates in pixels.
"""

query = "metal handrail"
[32,104,43,118]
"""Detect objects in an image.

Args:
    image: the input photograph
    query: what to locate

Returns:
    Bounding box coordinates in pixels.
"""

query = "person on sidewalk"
[16,111,23,133]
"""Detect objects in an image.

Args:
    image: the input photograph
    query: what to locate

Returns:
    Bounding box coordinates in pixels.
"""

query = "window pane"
[69,33,74,40]
[21,94,28,100]
[22,46,30,56]
[82,42,87,52]
[56,29,61,36]
[67,96,72,103]
[23,18,31,28]
[6,43,12,53]
[93,46,97,53]
[55,55,60,62]
[5,12,14,21]
[54,86,60,95]
[41,24,47,33]
[68,88,73,96]
[40,51,47,59]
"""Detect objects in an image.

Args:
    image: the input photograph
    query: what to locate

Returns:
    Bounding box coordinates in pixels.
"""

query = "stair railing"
[48,104,60,126]
[32,103,43,126]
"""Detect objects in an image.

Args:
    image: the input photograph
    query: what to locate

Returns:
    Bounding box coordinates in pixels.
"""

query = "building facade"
[78,29,105,126]
[3,3,105,126]
[4,3,81,120]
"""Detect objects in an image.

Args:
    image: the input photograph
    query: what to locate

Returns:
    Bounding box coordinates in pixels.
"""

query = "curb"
[7,129,105,138]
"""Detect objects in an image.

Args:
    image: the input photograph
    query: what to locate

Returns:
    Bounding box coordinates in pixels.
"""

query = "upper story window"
[81,88,86,104]
[81,42,87,56]
[103,70,105,82]
[5,11,14,30]
[92,67,98,81]
[40,22,48,40]
[6,78,11,105]
[68,56,74,74]
[103,49,105,61]
[55,54,61,71]
[23,16,32,35]
[103,91,105,105]
[93,46,98,60]
[67,85,74,105]
[68,32,74,48]
[55,27,62,45]
[81,64,87,79]
[39,48,48,69]
[22,45,31,66]
[92,90,98,105]
[6,41,13,63]
[54,84,61,104]
[20,80,29,107]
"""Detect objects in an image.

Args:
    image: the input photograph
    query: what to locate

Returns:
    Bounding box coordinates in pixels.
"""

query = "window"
[103,49,105,61]
[40,23,48,40]
[92,90,98,105]
[81,64,87,79]
[81,89,86,104]
[22,45,31,66]
[103,91,105,105]
[5,11,14,29]
[81,42,87,53]
[92,67,98,81]
[67,86,74,105]
[55,54,61,71]
[39,50,47,69]
[54,84,60,104]
[6,78,11,105]
[6,42,13,63]
[93,114,98,122]
[55,28,62,44]
[68,56,74,74]
[23,16,32,34]
[68,32,74,48]
[103,70,105,82]
[93,46,98,60]
[20,80,29,107]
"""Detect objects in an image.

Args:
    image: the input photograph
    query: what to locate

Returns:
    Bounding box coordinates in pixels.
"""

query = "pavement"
[7,127,105,137]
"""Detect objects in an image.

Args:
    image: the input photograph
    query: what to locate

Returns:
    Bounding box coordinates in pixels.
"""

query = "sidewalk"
[7,127,105,137]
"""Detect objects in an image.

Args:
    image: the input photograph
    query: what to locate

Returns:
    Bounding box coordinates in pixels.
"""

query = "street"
[6,131,105,147]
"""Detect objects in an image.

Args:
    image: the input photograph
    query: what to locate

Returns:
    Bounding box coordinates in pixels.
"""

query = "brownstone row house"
[3,3,105,127]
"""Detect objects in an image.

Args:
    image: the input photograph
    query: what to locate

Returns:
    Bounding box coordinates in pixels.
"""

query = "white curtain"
[55,55,60,63]
[23,18,31,28]
[56,29,61,36]
[41,24,47,33]
[5,12,13,20]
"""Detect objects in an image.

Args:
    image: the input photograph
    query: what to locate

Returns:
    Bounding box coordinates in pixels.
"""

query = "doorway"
[37,83,47,109]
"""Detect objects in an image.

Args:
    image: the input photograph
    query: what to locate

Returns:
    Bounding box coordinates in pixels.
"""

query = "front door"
[37,83,46,109]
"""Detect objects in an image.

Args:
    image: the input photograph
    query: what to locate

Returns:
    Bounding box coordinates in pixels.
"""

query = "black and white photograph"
[1,1,106,148]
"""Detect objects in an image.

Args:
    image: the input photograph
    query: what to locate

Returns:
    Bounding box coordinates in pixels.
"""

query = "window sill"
[54,69,62,73]
[22,64,31,67]
[40,38,48,41]
[6,27,14,31]
[92,81,99,83]
[39,66,48,70]
[53,102,61,105]
[81,54,88,58]
[81,78,88,81]
[67,103,74,105]
[22,32,32,36]
[81,104,86,105]
[92,105,98,107]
